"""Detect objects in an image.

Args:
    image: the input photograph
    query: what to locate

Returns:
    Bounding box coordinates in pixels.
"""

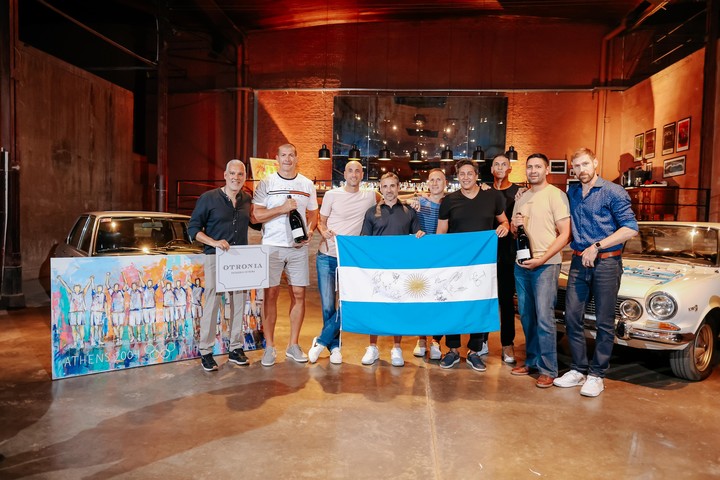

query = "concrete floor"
[1,272,720,479]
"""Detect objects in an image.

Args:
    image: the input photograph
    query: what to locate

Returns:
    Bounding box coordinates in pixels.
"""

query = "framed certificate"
[216,245,270,292]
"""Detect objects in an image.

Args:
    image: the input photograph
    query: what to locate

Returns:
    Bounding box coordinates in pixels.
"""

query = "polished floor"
[1,274,719,479]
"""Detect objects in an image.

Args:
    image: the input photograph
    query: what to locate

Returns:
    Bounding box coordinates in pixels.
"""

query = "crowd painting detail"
[51,254,265,379]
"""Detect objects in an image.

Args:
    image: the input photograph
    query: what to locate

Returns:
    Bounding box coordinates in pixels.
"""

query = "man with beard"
[510,153,571,388]
[553,147,637,397]
[189,159,253,371]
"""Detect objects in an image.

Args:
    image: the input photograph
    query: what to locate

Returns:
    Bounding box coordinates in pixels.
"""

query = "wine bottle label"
[516,248,531,260]
[291,227,306,238]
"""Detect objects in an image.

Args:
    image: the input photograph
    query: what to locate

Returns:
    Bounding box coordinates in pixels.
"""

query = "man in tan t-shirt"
[509,153,571,388]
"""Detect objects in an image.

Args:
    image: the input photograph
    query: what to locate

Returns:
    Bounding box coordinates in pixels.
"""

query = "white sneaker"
[361,345,379,365]
[502,345,516,365]
[390,347,404,367]
[478,341,489,356]
[329,347,342,364]
[308,337,324,364]
[429,341,442,360]
[553,369,586,388]
[580,375,605,397]
[413,340,426,357]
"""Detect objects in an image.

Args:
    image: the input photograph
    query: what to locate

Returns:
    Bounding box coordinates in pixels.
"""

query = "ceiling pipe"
[35,0,157,68]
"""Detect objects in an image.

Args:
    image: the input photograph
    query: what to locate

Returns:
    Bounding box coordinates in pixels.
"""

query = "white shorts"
[91,311,104,326]
[69,311,84,326]
[112,311,124,326]
[142,308,156,324]
[164,307,174,322]
[175,306,185,320]
[267,245,309,287]
[129,310,142,326]
[192,304,202,318]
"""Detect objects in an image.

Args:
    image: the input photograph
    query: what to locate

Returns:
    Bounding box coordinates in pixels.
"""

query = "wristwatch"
[594,242,602,250]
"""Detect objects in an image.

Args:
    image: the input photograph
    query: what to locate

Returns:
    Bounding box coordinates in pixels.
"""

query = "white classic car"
[555,221,719,381]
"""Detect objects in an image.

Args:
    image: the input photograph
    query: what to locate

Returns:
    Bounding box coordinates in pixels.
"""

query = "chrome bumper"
[556,315,695,349]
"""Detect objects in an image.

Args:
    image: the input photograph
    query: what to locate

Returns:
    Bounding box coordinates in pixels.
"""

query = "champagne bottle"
[516,222,532,264]
[287,195,308,243]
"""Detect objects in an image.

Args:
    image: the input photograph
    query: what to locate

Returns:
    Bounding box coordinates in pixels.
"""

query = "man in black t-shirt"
[490,154,522,365]
[435,160,510,372]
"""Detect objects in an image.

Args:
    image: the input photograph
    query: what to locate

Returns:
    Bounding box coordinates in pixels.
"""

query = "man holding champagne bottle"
[252,143,319,367]
[510,153,571,388]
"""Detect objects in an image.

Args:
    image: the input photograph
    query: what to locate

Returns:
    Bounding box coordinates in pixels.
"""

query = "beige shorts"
[267,245,309,287]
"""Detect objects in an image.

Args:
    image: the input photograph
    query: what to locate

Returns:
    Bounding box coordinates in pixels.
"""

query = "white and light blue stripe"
[337,231,500,336]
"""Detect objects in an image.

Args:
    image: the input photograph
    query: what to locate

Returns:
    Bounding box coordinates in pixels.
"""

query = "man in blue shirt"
[553,148,638,397]
[188,159,252,372]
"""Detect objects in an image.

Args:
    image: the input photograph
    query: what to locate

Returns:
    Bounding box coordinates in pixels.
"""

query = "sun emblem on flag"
[404,273,429,298]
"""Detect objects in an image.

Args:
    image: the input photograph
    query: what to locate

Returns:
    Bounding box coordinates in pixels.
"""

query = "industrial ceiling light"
[318,143,331,161]
[441,144,454,162]
[378,146,391,161]
[472,146,485,163]
[409,147,422,163]
[348,144,361,160]
[505,145,518,162]
[411,172,421,182]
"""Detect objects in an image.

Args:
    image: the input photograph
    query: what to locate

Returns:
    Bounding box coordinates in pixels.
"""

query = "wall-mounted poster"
[676,117,691,152]
[51,255,266,379]
[634,133,644,161]
[662,122,676,155]
[663,156,686,178]
[644,128,656,159]
[549,159,567,174]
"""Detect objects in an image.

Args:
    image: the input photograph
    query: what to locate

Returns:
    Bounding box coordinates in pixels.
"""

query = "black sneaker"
[201,353,218,372]
[466,352,487,372]
[440,351,461,369]
[228,348,249,366]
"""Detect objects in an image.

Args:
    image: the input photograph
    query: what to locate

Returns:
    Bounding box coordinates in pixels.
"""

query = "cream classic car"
[55,211,202,257]
[555,222,719,381]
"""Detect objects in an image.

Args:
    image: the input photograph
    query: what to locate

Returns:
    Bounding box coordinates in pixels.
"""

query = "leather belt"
[573,249,622,259]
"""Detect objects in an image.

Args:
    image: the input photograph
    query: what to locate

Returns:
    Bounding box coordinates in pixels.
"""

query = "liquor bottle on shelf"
[287,195,308,243]
[515,220,532,264]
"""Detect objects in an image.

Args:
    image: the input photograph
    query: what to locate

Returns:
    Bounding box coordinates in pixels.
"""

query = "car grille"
[555,288,622,321]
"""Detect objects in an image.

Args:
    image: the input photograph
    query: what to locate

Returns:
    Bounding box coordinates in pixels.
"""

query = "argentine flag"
[337,231,499,336]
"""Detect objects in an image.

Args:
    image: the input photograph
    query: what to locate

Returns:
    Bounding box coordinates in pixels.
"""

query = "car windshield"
[94,216,196,254]
[623,225,719,267]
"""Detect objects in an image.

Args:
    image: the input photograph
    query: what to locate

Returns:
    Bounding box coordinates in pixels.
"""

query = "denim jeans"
[315,253,341,351]
[565,255,623,378]
[514,263,561,377]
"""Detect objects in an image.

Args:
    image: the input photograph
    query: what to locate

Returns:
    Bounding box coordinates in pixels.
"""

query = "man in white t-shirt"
[307,160,379,364]
[252,143,319,367]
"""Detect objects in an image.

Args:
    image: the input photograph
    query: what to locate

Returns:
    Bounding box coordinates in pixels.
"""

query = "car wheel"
[669,318,716,381]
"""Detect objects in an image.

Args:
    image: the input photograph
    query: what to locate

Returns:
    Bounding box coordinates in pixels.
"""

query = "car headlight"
[646,292,677,320]
[619,299,642,320]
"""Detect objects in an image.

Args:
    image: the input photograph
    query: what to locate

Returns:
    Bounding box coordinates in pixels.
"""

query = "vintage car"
[55,211,202,257]
[555,221,719,381]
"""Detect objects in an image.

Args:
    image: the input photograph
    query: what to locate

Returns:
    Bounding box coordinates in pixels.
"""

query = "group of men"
[189,144,637,398]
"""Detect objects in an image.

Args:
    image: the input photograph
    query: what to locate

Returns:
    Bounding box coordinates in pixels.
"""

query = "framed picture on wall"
[634,133,644,161]
[663,156,685,178]
[549,159,567,174]
[644,128,656,159]
[662,122,676,155]
[676,117,691,152]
